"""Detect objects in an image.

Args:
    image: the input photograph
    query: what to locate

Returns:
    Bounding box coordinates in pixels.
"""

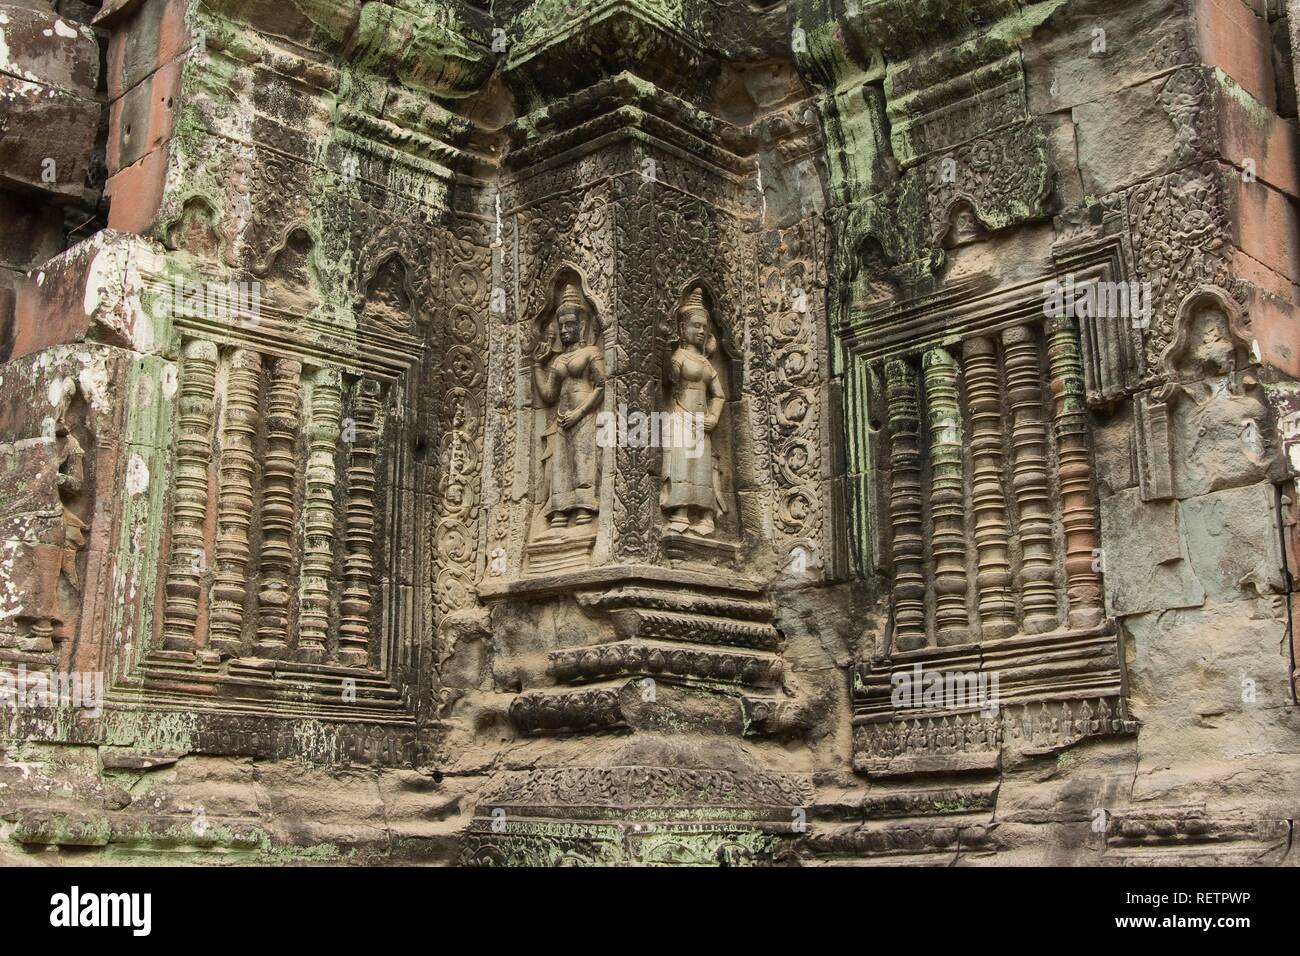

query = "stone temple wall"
[0,0,1296,865]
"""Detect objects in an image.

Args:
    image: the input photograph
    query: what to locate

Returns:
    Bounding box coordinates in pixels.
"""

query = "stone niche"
[463,9,829,863]
[830,22,1144,783]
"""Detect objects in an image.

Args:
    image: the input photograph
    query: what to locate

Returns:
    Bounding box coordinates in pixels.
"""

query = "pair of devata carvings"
[531,273,728,538]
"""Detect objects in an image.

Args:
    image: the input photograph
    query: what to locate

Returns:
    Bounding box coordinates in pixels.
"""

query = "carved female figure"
[661,287,726,536]
[534,279,607,529]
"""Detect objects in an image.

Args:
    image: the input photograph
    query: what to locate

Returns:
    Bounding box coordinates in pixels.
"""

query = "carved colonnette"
[0,0,502,762]
[843,268,1132,775]
[791,0,1152,787]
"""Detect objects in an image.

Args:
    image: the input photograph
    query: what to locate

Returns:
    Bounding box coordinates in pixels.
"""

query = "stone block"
[1169,385,1273,498]
[1099,486,1206,615]
[1193,0,1277,110]
[0,4,100,91]
[1179,480,1286,602]
[8,230,167,362]
[0,75,100,201]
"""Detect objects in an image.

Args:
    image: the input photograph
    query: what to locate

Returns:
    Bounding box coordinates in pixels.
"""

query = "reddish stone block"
[102,0,191,101]
[1225,171,1300,285]
[1214,72,1300,200]
[1239,281,1300,378]
[104,146,169,235]
[8,232,165,362]
[1194,0,1277,110]
[106,56,181,175]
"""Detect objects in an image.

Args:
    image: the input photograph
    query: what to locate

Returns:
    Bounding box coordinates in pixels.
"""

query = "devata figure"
[534,278,607,529]
[662,286,726,536]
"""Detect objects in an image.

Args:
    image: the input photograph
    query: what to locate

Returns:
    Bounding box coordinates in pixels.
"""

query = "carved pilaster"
[298,366,342,664]
[922,347,968,645]
[1046,318,1104,628]
[255,359,302,659]
[962,336,1016,639]
[208,348,261,658]
[885,358,925,650]
[1001,325,1057,633]
[162,340,218,654]
[339,377,380,667]
[1135,386,1176,502]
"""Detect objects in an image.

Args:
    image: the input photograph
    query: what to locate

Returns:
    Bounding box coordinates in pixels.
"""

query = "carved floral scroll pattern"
[431,218,492,619]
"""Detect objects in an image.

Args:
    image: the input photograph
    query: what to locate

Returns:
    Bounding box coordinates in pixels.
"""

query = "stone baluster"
[885,358,925,650]
[1046,317,1104,628]
[255,359,302,659]
[923,347,968,645]
[339,378,380,668]
[298,367,342,663]
[1002,325,1058,633]
[962,336,1017,639]
[208,348,261,658]
[162,340,218,654]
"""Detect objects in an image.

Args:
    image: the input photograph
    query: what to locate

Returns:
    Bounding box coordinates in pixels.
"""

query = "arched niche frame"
[530,265,607,355]
[1159,284,1253,382]
[661,277,741,401]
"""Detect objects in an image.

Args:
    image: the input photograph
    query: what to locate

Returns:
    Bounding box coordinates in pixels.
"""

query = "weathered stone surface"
[1099,487,1207,615]
[0,74,99,200]
[1180,480,1287,601]
[0,0,1296,870]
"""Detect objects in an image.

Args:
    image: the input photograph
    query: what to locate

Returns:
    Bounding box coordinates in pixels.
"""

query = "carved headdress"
[676,285,717,357]
[542,275,594,351]
[681,286,708,317]
[558,279,587,314]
